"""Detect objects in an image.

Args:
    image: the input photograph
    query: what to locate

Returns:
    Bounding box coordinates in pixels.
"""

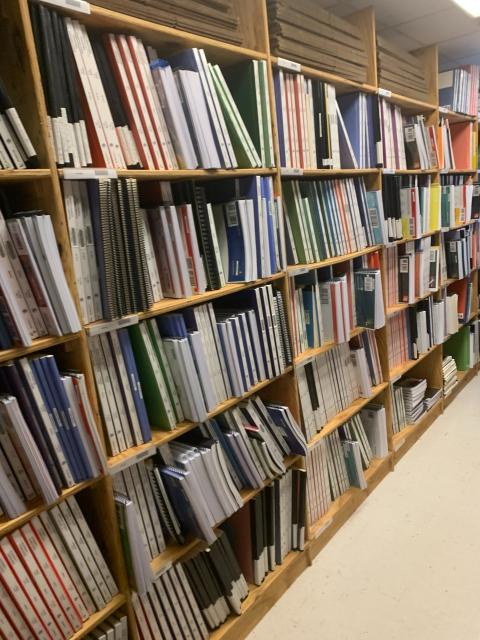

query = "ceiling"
[316,0,480,71]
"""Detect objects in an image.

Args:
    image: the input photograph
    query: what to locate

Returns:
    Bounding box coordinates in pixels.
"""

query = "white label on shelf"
[439,169,448,174]
[86,320,118,337]
[280,167,303,177]
[393,437,405,452]
[378,88,392,98]
[39,0,91,13]
[289,267,309,277]
[300,355,314,367]
[63,167,117,180]
[382,168,395,174]
[277,57,301,73]
[314,518,333,538]
[439,106,448,114]
[153,561,172,580]
[115,315,140,329]
[391,374,401,384]
[109,446,157,476]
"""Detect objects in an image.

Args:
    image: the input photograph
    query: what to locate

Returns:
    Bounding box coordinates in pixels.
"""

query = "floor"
[248,374,480,640]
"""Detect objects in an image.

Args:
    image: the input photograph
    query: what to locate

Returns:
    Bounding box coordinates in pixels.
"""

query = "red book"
[450,121,473,170]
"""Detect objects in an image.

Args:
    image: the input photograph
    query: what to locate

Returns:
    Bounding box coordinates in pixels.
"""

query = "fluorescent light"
[452,0,480,17]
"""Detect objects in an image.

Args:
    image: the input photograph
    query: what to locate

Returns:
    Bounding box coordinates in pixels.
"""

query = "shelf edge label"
[38,0,91,14]
[63,167,117,180]
[276,57,301,73]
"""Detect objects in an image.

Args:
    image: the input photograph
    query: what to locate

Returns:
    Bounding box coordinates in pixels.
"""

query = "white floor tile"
[247,374,480,640]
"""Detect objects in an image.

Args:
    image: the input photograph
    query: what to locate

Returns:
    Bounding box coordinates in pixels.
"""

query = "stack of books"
[385,239,437,307]
[267,0,369,82]
[440,175,475,229]
[297,336,382,441]
[291,269,356,355]
[306,414,376,523]
[338,92,382,168]
[85,614,128,640]
[64,176,284,323]
[376,36,429,102]
[0,206,80,348]
[89,286,290,456]
[283,178,382,265]
[442,356,458,397]
[224,468,307,586]
[0,497,118,636]
[444,229,474,280]
[387,304,437,371]
[31,4,273,169]
[0,355,105,518]
[423,387,442,411]
[381,175,442,241]
[131,562,209,638]
[0,76,38,169]
[395,377,428,423]
[439,120,478,171]
[439,65,480,116]
[354,269,385,330]
[91,0,243,44]
[380,102,438,171]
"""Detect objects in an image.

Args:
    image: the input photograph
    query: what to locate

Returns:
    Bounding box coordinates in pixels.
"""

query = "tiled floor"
[248,374,480,640]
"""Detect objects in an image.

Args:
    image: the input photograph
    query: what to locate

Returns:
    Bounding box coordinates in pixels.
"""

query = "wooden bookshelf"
[3,1,480,639]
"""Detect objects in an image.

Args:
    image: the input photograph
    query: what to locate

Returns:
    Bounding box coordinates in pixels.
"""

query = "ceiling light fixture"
[452,0,480,17]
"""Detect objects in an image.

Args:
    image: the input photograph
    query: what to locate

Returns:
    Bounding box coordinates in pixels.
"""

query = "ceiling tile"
[376,27,424,52]
[395,8,479,45]
[439,32,480,59]
[448,53,480,67]
[351,0,452,26]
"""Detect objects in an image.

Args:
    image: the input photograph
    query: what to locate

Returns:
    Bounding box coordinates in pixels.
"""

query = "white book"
[0,455,25,517]
[162,338,206,422]
[188,330,218,411]
[99,333,131,450]
[127,465,159,558]
[165,205,193,297]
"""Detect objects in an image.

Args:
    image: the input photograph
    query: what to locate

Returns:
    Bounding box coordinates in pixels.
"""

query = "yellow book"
[429,183,441,231]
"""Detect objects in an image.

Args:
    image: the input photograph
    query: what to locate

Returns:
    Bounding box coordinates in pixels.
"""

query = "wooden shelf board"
[60,168,276,181]
[0,169,51,182]
[392,400,443,463]
[107,367,294,473]
[287,245,381,274]
[70,594,126,640]
[385,169,438,175]
[53,4,267,65]
[387,230,438,246]
[0,333,81,364]
[444,365,478,409]
[386,291,433,317]
[270,57,377,94]
[0,478,99,538]
[442,109,476,124]
[444,169,476,175]
[382,91,437,113]
[85,274,285,332]
[294,328,365,366]
[307,382,388,448]
[388,344,439,382]
[293,168,380,177]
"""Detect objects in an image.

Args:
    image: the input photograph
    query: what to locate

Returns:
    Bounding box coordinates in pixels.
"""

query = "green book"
[444,325,470,370]
[258,60,274,167]
[225,60,265,165]
[128,323,176,430]
[282,181,307,264]
[146,319,184,423]
[209,63,261,168]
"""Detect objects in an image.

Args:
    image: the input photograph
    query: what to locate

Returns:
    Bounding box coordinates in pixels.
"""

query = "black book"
[264,483,276,571]
[50,10,73,167]
[250,494,265,585]
[296,468,307,551]
[291,469,299,551]
[182,558,215,630]
[303,362,319,412]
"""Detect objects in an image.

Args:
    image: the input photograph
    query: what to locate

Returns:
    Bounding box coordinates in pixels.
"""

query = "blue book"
[41,355,92,480]
[216,321,238,393]
[117,328,151,443]
[207,418,248,488]
[262,177,277,274]
[439,69,456,110]
[223,202,246,282]
[236,314,254,387]
[232,289,270,377]
[228,317,248,392]
[337,93,362,166]
[366,94,381,167]
[157,314,188,338]
[30,357,81,483]
[266,405,307,456]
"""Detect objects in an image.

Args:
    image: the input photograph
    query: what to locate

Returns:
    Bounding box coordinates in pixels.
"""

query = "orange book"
[449,279,468,322]
[436,123,444,169]
[450,121,473,170]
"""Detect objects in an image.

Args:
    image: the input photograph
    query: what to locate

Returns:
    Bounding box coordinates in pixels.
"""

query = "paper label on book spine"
[63,167,117,179]
[277,57,301,73]
[38,0,90,12]
[378,88,392,98]
[281,167,303,176]
[314,518,333,538]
